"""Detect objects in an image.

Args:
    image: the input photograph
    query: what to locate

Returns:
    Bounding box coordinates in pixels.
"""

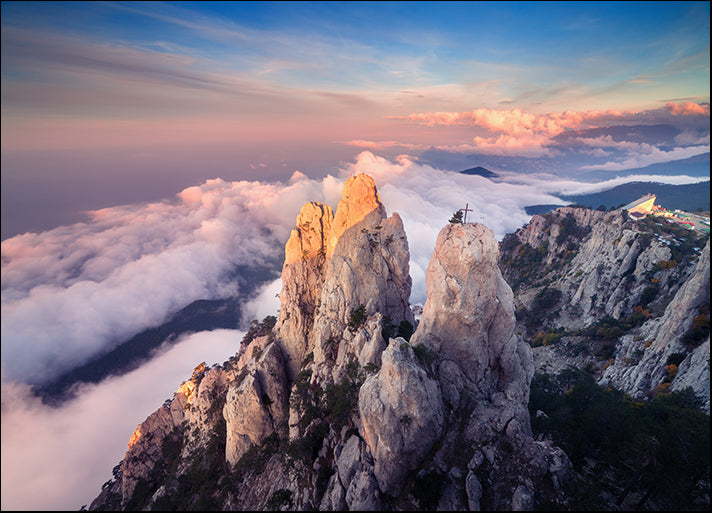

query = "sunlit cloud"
[344,139,429,150]
[667,101,710,116]
[385,103,710,161]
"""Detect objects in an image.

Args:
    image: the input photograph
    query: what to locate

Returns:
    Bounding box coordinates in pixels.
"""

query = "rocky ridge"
[499,206,710,411]
[90,173,570,511]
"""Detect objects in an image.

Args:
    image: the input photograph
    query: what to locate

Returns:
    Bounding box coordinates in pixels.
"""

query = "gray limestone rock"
[358,338,445,497]
[223,342,288,467]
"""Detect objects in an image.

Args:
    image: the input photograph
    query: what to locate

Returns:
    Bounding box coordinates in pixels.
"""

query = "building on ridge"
[623,193,656,219]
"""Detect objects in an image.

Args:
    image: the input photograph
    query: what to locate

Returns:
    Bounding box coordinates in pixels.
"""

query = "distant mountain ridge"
[34,297,243,404]
[562,180,710,211]
[34,264,281,405]
[525,180,710,215]
[459,165,498,178]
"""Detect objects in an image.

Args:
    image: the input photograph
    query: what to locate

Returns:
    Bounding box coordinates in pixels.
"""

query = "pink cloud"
[667,102,710,116]
[389,103,709,157]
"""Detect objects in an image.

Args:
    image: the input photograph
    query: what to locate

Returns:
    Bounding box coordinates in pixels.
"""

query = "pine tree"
[448,210,464,224]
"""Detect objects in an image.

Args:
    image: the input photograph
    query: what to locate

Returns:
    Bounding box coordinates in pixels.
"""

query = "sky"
[2,1,710,237]
[1,1,710,510]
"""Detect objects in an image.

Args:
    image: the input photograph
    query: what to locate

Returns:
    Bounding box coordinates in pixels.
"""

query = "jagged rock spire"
[326,173,387,260]
[411,222,533,410]
[277,202,333,380]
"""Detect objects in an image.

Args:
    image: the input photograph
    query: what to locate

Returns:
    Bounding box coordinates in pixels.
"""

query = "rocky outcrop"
[500,206,710,406]
[412,223,533,413]
[224,338,289,466]
[359,338,444,496]
[407,222,568,510]
[326,173,387,260]
[90,174,571,512]
[90,362,231,510]
[277,202,333,381]
[276,174,413,384]
[600,238,710,411]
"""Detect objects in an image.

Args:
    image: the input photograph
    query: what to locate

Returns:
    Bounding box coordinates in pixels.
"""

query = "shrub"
[398,320,414,340]
[639,284,659,308]
[556,213,591,245]
[666,352,686,366]
[530,330,564,347]
[412,470,444,510]
[533,287,563,311]
[680,304,710,348]
[448,210,464,224]
[529,369,709,510]
[413,343,436,368]
[242,315,277,345]
[348,305,367,333]
[267,489,293,511]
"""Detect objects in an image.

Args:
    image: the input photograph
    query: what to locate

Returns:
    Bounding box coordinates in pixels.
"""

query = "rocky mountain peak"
[277,201,334,380]
[411,222,533,411]
[326,173,386,260]
[90,174,571,511]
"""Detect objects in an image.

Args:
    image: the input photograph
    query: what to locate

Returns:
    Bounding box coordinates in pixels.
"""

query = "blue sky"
[3,1,709,111]
[0,0,709,238]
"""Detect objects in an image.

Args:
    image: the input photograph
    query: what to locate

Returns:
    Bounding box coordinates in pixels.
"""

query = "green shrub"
[242,315,277,345]
[681,304,710,348]
[448,210,464,224]
[413,343,436,367]
[530,330,564,347]
[348,305,367,333]
[556,213,591,245]
[640,284,659,308]
[529,369,709,510]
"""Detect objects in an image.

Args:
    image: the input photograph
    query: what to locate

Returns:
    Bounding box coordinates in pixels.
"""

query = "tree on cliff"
[448,210,464,224]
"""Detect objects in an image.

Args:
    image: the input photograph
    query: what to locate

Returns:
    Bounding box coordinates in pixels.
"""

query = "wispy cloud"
[579,144,710,171]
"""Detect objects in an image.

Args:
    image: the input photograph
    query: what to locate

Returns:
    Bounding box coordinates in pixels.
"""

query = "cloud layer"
[0,329,243,511]
[3,152,708,386]
[1,152,709,511]
[1,176,338,384]
[355,103,711,165]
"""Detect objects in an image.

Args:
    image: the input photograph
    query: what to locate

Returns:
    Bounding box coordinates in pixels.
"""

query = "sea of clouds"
[1,151,708,509]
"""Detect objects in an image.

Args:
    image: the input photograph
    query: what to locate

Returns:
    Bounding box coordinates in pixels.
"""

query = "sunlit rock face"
[275,173,414,384]
[277,202,333,380]
[326,173,387,260]
[311,174,414,382]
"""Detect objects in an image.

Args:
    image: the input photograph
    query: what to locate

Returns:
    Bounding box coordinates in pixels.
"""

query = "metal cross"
[461,203,473,224]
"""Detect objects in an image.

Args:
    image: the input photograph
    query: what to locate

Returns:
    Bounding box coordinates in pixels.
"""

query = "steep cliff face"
[90,174,570,511]
[500,206,710,410]
[277,202,333,381]
[600,238,710,411]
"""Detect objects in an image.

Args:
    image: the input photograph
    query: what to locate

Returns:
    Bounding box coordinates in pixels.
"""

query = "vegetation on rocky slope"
[530,368,709,511]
